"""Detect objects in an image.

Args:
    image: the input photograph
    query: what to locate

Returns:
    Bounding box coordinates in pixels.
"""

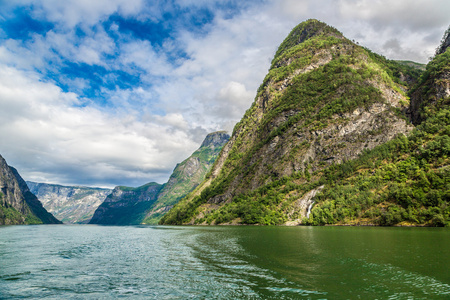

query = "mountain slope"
[305,34,450,226]
[142,131,230,224]
[89,182,163,225]
[161,19,428,225]
[27,182,112,224]
[0,155,61,225]
[89,131,230,225]
[409,28,450,125]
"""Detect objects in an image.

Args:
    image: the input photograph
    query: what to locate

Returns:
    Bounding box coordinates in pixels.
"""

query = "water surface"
[0,225,448,299]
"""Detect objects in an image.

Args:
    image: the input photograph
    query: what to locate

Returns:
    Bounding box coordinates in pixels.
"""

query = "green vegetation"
[435,25,450,55]
[0,191,42,225]
[411,47,450,124]
[274,19,343,59]
[395,60,426,71]
[165,107,449,227]
[161,20,448,227]
[304,47,450,227]
[161,19,422,226]
[307,108,450,226]
[0,205,24,225]
[90,132,229,225]
[89,182,163,225]
[142,133,229,224]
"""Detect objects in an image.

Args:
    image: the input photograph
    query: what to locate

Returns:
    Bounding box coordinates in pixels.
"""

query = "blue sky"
[0,0,449,188]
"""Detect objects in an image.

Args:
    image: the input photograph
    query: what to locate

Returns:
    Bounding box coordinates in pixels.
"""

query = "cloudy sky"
[0,0,449,188]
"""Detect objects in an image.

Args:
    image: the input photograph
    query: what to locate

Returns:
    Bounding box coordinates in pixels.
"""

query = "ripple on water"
[0,225,448,299]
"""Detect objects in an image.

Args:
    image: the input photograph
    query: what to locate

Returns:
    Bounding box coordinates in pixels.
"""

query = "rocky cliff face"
[200,131,230,148]
[161,19,424,226]
[0,155,33,224]
[27,182,112,224]
[0,155,61,224]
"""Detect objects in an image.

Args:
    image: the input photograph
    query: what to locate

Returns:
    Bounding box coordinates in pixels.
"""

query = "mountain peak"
[200,131,230,148]
[274,19,343,59]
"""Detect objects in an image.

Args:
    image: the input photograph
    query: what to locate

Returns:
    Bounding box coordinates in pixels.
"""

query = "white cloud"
[338,0,450,31]
[0,65,199,187]
[152,6,288,131]
[1,0,449,188]
[334,0,450,62]
[28,0,144,28]
[118,40,173,77]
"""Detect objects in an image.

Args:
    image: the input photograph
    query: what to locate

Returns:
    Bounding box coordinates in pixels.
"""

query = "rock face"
[160,19,422,225]
[0,155,61,225]
[90,131,230,225]
[200,131,230,148]
[27,182,112,224]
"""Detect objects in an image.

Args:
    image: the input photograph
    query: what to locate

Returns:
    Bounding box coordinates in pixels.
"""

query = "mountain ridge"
[161,19,448,226]
[0,155,61,225]
[89,131,230,225]
[27,182,112,224]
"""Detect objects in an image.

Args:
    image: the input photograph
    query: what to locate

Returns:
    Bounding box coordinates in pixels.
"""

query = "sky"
[0,0,449,188]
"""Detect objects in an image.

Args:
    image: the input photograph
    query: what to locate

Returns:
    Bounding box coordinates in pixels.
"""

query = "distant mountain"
[0,155,61,225]
[161,20,449,226]
[89,182,163,225]
[89,131,230,225]
[27,182,112,224]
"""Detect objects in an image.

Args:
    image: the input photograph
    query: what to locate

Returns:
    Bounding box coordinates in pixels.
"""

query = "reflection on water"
[0,225,449,299]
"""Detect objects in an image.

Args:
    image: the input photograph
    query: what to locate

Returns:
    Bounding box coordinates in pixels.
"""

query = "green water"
[0,225,448,299]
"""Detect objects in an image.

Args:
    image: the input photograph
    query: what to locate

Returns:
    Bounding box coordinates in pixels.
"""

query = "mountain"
[142,131,230,224]
[409,27,450,125]
[89,182,163,225]
[0,155,61,225]
[303,31,450,227]
[161,20,449,226]
[89,131,230,225]
[26,182,112,224]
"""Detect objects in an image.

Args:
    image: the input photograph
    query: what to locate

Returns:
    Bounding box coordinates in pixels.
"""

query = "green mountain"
[142,131,230,224]
[161,20,449,226]
[27,182,112,224]
[89,131,230,225]
[88,182,163,225]
[305,28,450,227]
[0,155,62,225]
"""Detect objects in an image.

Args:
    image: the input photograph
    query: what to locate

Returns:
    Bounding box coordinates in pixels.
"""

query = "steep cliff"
[142,131,230,224]
[0,155,61,225]
[409,26,450,125]
[305,38,450,226]
[436,26,450,56]
[27,182,112,224]
[161,19,433,226]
